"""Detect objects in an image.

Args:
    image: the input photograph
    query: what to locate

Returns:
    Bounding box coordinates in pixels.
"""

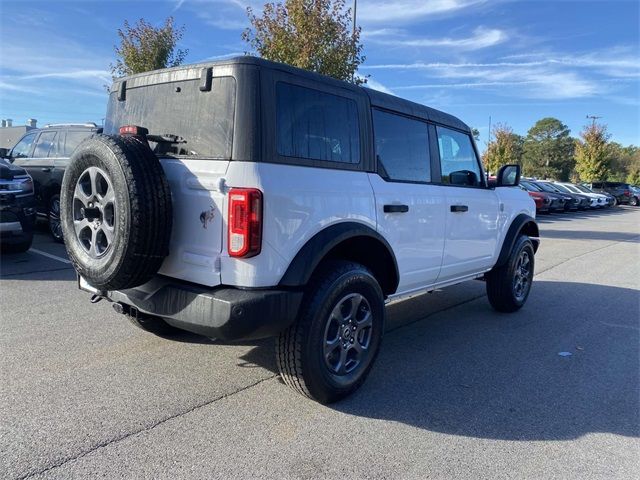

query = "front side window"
[32,131,57,158]
[11,132,37,159]
[373,109,430,182]
[436,126,482,186]
[276,82,360,164]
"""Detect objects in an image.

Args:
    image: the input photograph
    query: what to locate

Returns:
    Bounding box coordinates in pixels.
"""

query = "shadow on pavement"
[239,280,639,441]
[541,229,640,242]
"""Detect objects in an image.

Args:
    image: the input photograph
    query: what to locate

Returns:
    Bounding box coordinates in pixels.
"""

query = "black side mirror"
[0,148,9,158]
[449,170,479,187]
[496,164,521,187]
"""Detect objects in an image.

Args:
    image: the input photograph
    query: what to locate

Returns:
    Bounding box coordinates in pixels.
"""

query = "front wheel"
[48,194,63,243]
[486,235,535,313]
[276,261,384,404]
[630,196,639,207]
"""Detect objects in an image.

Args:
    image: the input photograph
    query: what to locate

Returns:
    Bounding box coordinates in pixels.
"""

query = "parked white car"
[555,182,607,208]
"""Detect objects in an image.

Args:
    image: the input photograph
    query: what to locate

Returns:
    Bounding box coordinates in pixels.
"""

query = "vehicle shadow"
[540,230,640,242]
[240,280,639,441]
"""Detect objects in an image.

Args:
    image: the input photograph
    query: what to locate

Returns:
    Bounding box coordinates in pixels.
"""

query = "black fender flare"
[278,222,400,295]
[495,214,540,268]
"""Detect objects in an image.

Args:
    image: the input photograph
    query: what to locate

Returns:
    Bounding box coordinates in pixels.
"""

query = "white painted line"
[30,248,72,265]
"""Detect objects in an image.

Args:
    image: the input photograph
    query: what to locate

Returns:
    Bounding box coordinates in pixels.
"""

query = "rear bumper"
[80,276,303,341]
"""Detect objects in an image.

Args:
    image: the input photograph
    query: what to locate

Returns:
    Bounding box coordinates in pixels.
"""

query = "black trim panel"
[494,214,540,267]
[278,222,400,293]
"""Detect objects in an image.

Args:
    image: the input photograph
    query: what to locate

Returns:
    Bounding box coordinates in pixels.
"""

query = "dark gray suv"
[3,123,101,241]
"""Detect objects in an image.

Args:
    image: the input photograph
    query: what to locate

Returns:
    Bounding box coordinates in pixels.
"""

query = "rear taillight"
[119,125,149,136]
[623,189,631,196]
[228,188,262,258]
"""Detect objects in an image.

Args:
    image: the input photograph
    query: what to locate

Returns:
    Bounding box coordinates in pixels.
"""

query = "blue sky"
[0,0,638,148]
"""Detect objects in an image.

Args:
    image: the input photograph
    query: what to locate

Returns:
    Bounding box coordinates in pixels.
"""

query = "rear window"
[105,76,236,159]
[276,82,360,164]
[63,131,93,156]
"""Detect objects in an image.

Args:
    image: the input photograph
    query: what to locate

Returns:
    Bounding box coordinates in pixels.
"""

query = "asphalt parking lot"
[1,207,639,480]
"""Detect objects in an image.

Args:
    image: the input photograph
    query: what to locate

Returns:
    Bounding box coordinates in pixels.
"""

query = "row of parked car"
[0,122,639,252]
[519,179,639,213]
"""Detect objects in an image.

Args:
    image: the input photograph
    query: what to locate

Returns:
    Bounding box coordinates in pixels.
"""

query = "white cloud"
[371,27,507,51]
[358,0,486,23]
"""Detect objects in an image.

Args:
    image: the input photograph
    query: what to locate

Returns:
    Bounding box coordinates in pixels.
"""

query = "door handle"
[384,204,409,213]
[450,205,469,212]
[41,168,51,172]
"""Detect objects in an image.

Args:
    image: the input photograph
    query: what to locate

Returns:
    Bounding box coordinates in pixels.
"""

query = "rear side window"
[436,126,482,186]
[32,131,57,158]
[276,82,360,164]
[64,131,92,156]
[11,132,37,158]
[373,109,430,182]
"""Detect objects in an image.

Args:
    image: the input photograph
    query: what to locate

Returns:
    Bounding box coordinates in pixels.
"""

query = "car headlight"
[0,176,34,195]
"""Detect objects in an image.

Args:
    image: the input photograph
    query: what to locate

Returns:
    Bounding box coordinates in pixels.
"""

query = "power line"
[586,114,602,126]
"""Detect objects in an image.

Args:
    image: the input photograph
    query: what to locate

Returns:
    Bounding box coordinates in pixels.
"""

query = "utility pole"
[586,114,602,126]
[353,0,357,36]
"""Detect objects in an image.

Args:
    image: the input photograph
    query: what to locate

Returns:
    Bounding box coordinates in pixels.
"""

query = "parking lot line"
[30,248,72,264]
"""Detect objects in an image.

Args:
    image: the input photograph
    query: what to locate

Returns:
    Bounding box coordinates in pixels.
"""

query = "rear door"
[369,108,446,292]
[435,126,499,281]
[105,68,238,286]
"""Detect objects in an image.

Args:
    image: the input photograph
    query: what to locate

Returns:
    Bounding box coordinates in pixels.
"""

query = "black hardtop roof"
[115,55,470,133]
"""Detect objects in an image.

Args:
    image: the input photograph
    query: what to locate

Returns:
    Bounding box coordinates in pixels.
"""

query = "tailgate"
[158,157,229,287]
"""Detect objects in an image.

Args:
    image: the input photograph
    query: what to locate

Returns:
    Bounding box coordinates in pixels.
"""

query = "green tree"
[110,17,188,78]
[574,121,611,182]
[482,123,523,175]
[608,142,640,182]
[522,117,575,180]
[243,0,365,84]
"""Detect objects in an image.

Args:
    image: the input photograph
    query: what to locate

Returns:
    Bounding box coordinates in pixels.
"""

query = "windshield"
[105,76,236,159]
[521,181,542,192]
[536,182,560,193]
[552,183,572,193]
[575,184,593,193]
[561,184,581,193]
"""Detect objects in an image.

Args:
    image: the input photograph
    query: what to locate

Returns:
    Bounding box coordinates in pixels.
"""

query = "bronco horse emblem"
[200,205,215,229]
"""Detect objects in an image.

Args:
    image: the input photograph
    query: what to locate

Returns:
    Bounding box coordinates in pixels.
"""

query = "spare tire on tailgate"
[60,134,172,291]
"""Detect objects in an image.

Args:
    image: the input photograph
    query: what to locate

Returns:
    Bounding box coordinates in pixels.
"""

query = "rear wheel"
[486,235,535,313]
[630,196,639,207]
[48,194,63,243]
[2,236,33,253]
[276,261,384,404]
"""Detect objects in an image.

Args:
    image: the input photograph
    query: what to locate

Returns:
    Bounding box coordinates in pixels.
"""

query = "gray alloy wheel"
[48,195,63,242]
[323,293,374,376]
[512,249,532,302]
[72,166,116,258]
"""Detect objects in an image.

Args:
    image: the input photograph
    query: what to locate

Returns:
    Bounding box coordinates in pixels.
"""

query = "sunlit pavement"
[1,207,639,479]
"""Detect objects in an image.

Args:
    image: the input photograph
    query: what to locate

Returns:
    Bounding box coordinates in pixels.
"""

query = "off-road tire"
[486,235,535,313]
[276,261,385,404]
[60,134,172,291]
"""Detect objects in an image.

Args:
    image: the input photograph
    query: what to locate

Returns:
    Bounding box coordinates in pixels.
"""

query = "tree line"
[106,2,638,185]
[482,119,639,184]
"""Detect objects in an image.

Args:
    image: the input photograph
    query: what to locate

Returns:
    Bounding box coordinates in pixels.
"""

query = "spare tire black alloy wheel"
[60,134,172,291]
[73,167,115,257]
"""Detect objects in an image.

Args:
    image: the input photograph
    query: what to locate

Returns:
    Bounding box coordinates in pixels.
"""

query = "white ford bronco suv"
[60,57,539,404]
